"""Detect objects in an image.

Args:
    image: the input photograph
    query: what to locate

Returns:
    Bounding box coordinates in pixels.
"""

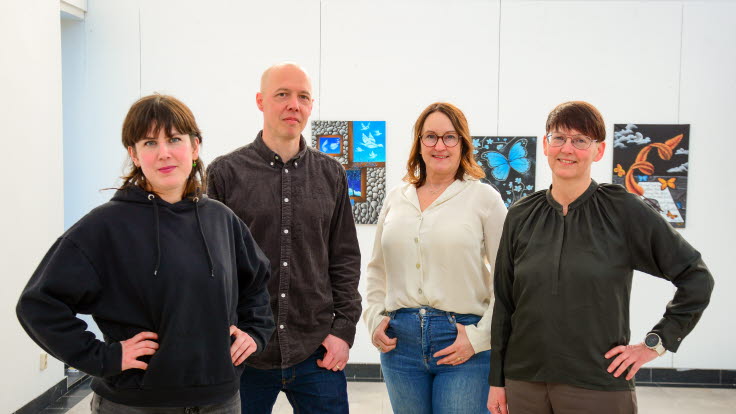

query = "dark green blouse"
[489,181,714,391]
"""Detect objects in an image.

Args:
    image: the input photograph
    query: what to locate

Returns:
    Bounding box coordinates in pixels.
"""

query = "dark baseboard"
[345,363,736,388]
[635,367,736,388]
[345,363,383,382]
[13,378,66,414]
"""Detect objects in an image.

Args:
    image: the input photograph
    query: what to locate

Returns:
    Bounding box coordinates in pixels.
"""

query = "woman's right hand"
[120,331,159,371]
[487,386,508,414]
[372,316,397,353]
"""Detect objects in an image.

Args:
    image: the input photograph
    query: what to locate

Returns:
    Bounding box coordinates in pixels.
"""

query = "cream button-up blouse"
[364,177,507,353]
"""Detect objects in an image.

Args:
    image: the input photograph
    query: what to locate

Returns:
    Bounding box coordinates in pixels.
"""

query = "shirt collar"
[403,175,476,212]
[546,179,599,212]
[252,130,308,168]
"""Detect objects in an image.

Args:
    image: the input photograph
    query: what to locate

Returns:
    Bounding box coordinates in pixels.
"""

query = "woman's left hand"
[230,325,257,366]
[605,343,659,380]
[434,324,475,365]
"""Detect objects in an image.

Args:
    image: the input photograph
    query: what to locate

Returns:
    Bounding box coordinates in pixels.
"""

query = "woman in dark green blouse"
[487,101,714,414]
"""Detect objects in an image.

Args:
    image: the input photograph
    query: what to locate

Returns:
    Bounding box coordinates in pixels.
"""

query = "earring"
[192,160,197,167]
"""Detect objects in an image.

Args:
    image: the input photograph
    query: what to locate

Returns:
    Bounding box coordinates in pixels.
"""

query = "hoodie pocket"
[103,370,143,390]
[141,331,235,389]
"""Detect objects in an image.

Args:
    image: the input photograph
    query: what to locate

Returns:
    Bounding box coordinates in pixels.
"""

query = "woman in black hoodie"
[17,94,274,413]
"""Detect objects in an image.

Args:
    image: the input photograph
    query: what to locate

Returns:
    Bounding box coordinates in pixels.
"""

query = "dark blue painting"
[473,136,537,208]
[346,169,363,198]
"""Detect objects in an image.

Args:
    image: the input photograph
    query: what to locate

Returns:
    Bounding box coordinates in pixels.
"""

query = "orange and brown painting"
[612,124,690,228]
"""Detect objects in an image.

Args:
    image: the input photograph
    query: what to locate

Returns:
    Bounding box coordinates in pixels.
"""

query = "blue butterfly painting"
[474,136,537,208]
[484,140,531,181]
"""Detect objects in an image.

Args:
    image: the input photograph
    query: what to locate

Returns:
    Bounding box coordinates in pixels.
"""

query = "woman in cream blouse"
[364,102,507,413]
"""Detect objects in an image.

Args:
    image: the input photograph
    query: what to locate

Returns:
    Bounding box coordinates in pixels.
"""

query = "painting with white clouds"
[611,123,690,228]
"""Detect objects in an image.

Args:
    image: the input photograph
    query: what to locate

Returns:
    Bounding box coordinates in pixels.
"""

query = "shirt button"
[284,198,289,203]
[281,293,286,298]
[285,168,289,173]
[282,261,288,267]
[270,162,274,166]
[279,325,284,329]
[275,155,279,160]
[295,162,298,167]
[284,229,289,234]
[416,263,421,269]
[418,288,423,294]
[414,237,419,243]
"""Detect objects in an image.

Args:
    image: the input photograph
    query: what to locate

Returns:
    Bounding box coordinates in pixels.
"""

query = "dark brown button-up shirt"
[206,131,361,369]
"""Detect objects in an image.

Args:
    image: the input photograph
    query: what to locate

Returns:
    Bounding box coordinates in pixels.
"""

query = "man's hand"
[605,343,659,380]
[372,316,397,353]
[230,325,258,366]
[434,324,475,365]
[487,386,508,414]
[317,334,349,371]
[120,331,159,371]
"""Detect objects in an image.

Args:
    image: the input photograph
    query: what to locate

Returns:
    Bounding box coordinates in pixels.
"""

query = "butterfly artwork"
[658,177,677,190]
[484,140,531,181]
[474,136,537,208]
[613,164,625,177]
[611,123,690,228]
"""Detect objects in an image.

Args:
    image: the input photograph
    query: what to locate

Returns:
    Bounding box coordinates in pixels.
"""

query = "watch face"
[645,333,659,347]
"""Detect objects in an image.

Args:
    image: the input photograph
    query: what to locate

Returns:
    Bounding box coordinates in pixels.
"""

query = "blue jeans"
[239,346,349,414]
[381,307,491,414]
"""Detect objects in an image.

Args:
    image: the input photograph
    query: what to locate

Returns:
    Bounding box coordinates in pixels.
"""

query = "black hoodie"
[16,186,274,407]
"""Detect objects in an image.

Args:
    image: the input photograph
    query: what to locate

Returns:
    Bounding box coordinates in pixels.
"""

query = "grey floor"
[60,382,736,413]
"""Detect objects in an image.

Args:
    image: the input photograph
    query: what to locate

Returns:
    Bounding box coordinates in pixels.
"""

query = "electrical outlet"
[40,353,48,371]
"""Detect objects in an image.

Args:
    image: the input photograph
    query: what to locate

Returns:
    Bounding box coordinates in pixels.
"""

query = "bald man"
[207,63,361,413]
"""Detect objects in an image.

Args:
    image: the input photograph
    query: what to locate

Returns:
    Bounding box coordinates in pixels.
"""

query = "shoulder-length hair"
[119,94,206,197]
[404,102,485,187]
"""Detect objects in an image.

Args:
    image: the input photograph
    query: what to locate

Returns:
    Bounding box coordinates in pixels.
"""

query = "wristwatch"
[644,332,667,356]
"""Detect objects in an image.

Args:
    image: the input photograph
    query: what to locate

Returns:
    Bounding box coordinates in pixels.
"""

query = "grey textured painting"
[311,120,387,224]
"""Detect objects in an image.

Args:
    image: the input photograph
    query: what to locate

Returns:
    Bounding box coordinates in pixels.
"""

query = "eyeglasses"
[546,133,595,150]
[420,132,461,147]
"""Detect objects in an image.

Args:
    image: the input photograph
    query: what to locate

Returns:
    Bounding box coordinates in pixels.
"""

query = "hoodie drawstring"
[149,194,162,277]
[148,194,214,278]
[194,197,215,278]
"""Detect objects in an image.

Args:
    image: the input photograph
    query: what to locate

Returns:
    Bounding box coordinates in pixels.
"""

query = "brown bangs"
[122,94,201,148]
[545,101,606,142]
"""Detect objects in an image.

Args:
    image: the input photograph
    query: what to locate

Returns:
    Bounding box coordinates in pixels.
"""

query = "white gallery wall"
[59,0,735,370]
[1,0,66,412]
[4,1,734,409]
